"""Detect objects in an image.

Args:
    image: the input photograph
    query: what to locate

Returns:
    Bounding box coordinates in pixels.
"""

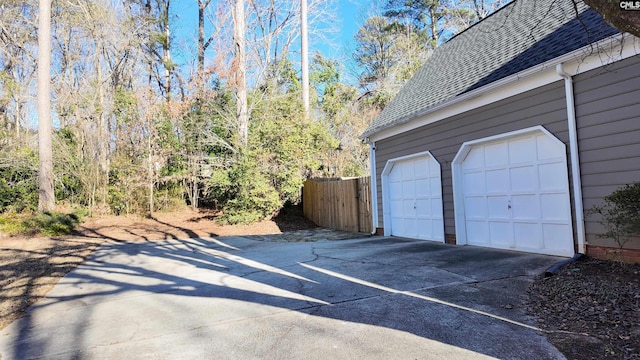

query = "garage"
[452,127,575,256]
[382,151,444,242]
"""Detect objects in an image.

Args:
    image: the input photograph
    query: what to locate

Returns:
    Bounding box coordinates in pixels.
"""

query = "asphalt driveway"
[0,235,566,359]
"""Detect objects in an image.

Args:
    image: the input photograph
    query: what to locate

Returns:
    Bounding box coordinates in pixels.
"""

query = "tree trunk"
[234,0,248,146]
[37,0,55,212]
[198,0,206,76]
[301,0,309,117]
[163,0,171,102]
[96,40,108,208]
[148,132,154,217]
[582,0,640,38]
[430,7,438,49]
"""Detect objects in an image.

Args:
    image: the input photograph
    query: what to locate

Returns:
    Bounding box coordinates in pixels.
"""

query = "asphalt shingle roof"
[362,0,619,138]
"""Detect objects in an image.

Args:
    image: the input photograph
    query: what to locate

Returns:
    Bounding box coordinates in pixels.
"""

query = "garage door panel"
[429,158,440,174]
[512,195,540,220]
[415,178,430,197]
[486,169,509,193]
[508,137,536,164]
[510,166,536,192]
[391,200,403,216]
[417,219,433,238]
[432,219,444,238]
[542,224,572,251]
[402,180,414,197]
[536,134,564,160]
[390,181,403,199]
[402,200,414,216]
[416,199,431,217]
[386,153,444,242]
[430,177,442,194]
[466,221,488,244]
[402,161,414,178]
[489,221,513,246]
[514,223,542,249]
[389,164,402,181]
[487,196,509,219]
[463,148,485,170]
[391,218,403,233]
[458,130,574,257]
[538,163,566,191]
[414,158,430,177]
[485,142,509,167]
[431,199,443,218]
[540,194,569,220]
[463,171,485,194]
[403,218,417,236]
[465,196,487,219]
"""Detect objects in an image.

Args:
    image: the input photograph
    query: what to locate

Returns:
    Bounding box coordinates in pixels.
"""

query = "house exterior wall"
[574,55,640,250]
[374,80,570,237]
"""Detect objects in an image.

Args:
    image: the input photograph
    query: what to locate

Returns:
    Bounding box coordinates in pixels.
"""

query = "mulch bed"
[528,257,640,359]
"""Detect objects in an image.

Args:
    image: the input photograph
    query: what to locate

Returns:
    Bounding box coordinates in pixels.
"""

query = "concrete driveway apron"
[0,235,566,360]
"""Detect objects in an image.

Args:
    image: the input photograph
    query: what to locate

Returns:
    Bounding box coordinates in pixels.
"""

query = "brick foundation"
[586,245,640,263]
[374,228,384,236]
[445,234,456,245]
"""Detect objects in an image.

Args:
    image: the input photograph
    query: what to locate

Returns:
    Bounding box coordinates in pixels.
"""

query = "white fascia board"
[368,34,639,143]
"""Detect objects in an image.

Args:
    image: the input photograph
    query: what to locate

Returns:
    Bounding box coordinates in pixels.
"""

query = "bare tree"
[234,0,248,146]
[198,0,213,77]
[0,2,37,138]
[300,0,309,116]
[38,0,54,212]
[582,0,640,38]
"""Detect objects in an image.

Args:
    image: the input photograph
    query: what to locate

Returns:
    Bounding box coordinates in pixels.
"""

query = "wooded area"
[302,177,372,233]
[0,0,505,223]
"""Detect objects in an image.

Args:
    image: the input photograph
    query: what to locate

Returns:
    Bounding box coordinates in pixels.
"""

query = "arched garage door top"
[452,126,575,257]
[381,151,445,242]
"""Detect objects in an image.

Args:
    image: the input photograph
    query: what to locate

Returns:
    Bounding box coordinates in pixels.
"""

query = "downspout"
[556,63,586,254]
[369,141,378,235]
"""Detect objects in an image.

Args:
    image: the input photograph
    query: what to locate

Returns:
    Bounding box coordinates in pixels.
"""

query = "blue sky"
[171,0,370,82]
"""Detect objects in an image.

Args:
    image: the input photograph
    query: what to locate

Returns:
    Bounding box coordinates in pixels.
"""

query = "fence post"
[302,176,372,233]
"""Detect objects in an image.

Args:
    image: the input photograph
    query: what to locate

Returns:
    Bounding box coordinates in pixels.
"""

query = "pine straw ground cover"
[528,257,640,360]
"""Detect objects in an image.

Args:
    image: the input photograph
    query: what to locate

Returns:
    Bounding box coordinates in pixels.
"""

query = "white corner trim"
[369,142,378,234]
[369,34,640,143]
[557,63,587,255]
[451,126,571,247]
[380,151,443,241]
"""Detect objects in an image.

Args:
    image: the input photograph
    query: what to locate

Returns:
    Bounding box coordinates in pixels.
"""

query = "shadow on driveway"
[0,235,566,359]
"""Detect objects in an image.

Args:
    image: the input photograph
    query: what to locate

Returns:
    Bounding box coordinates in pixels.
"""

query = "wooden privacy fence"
[302,177,372,233]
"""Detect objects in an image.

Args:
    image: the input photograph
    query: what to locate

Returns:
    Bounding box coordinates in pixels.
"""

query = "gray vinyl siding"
[574,55,640,249]
[374,80,569,236]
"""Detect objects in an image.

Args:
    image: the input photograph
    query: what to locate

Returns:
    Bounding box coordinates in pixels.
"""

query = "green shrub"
[154,186,185,212]
[0,211,84,237]
[0,170,38,213]
[22,211,83,236]
[208,153,281,225]
[589,182,640,250]
[107,185,128,215]
[0,213,29,235]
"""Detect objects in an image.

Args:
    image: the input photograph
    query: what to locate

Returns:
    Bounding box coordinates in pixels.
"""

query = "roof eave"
[361,32,629,141]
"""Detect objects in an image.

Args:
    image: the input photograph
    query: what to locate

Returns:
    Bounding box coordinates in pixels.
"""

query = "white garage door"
[387,154,444,241]
[458,131,574,256]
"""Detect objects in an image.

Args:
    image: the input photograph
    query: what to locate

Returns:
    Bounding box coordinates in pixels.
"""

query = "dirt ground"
[0,207,318,331]
[1,208,639,360]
